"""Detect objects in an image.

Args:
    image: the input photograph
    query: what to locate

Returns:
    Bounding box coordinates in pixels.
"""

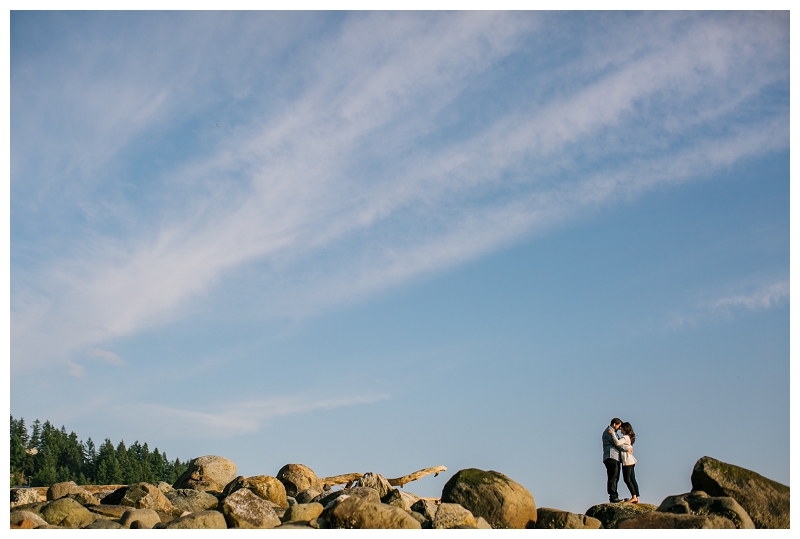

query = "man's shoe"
[609,497,622,503]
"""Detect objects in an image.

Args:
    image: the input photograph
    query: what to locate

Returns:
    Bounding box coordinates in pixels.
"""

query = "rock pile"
[8,455,789,529]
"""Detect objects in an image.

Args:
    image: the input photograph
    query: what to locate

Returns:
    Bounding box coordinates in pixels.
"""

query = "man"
[602,417,631,503]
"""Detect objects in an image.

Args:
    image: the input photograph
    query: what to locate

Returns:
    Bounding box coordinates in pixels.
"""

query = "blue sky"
[8,10,790,513]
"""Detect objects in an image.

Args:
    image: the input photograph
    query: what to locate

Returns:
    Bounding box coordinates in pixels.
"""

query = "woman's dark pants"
[622,464,640,498]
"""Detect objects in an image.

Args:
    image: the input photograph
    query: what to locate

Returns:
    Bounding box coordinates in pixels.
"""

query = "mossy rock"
[441,468,536,529]
[691,456,789,529]
[585,502,657,528]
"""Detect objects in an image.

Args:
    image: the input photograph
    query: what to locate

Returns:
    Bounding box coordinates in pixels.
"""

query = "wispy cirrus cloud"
[10,12,788,374]
[668,280,790,330]
[123,393,391,439]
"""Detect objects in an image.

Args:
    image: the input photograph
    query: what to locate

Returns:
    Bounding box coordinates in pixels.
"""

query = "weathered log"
[319,466,446,490]
[319,473,364,489]
[388,466,447,488]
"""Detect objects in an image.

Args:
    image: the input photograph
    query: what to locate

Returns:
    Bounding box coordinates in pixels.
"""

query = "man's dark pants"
[604,458,621,501]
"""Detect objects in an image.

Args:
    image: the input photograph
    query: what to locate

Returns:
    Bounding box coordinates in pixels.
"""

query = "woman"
[618,422,639,503]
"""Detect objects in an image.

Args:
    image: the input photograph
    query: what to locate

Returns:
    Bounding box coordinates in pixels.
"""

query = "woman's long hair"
[621,422,636,445]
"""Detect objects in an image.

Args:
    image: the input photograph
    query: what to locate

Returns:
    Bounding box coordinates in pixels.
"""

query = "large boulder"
[535,508,602,529]
[585,502,657,529]
[118,482,180,515]
[618,511,736,529]
[221,488,282,529]
[40,498,98,528]
[119,508,162,529]
[165,488,219,513]
[657,491,754,529]
[691,456,789,529]
[11,487,41,508]
[46,481,91,501]
[441,468,537,529]
[325,495,421,529]
[173,455,237,493]
[10,510,48,528]
[433,502,478,529]
[165,510,228,529]
[222,475,288,508]
[277,464,321,497]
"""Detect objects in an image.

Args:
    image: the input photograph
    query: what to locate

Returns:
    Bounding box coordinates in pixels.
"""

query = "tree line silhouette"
[10,415,188,487]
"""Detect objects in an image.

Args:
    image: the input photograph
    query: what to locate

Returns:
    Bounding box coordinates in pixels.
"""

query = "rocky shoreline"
[10,455,789,529]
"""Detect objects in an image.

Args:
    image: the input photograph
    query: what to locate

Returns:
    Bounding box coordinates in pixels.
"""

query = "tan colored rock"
[433,502,477,529]
[476,516,492,529]
[283,502,324,523]
[88,504,129,519]
[40,498,97,528]
[325,495,421,529]
[47,481,90,501]
[221,488,281,529]
[165,488,219,513]
[222,475,288,508]
[119,482,179,515]
[119,508,162,529]
[10,510,48,528]
[277,464,321,497]
[165,510,228,529]
[535,507,602,529]
[173,455,237,493]
[441,468,537,529]
[618,511,736,529]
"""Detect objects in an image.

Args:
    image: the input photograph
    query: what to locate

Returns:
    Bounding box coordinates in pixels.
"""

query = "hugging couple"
[602,417,639,503]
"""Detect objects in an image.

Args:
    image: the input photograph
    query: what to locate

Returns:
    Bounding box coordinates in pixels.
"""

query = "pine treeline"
[10,416,188,487]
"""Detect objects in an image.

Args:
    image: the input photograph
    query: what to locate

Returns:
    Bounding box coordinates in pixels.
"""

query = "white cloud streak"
[10,12,788,373]
[128,393,391,439]
[668,280,790,330]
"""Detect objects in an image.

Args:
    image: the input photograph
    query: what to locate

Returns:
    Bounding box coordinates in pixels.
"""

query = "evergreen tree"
[10,417,188,486]
[96,439,121,485]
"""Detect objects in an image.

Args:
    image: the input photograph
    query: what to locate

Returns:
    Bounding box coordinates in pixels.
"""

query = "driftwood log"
[320,466,447,490]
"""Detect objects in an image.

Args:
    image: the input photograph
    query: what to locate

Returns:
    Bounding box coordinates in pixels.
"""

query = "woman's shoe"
[630,497,639,504]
